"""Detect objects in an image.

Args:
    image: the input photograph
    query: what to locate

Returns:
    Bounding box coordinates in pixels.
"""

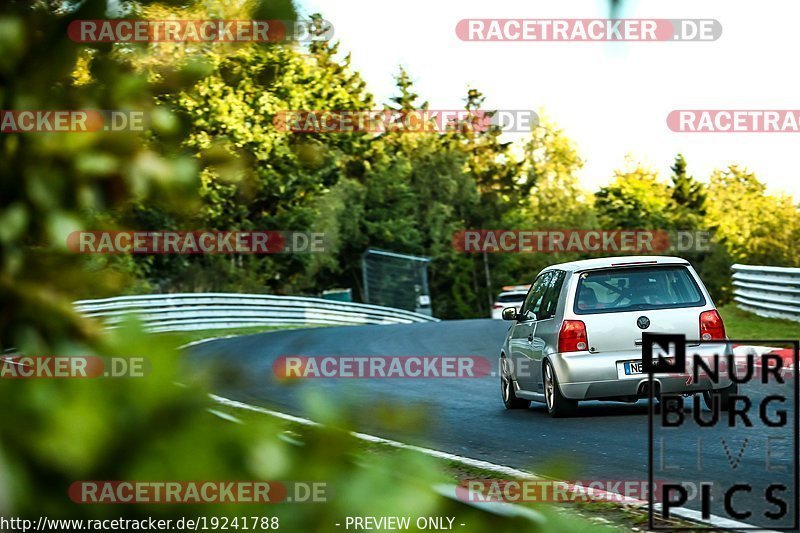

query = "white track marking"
[210,394,765,530]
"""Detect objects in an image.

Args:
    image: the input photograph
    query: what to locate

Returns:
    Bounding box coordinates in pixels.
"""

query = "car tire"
[543,360,578,418]
[702,382,738,411]
[500,356,530,409]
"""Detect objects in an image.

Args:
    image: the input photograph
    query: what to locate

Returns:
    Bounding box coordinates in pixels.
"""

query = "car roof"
[540,255,690,273]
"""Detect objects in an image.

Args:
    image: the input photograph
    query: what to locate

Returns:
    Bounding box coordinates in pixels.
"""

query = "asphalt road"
[188,319,797,529]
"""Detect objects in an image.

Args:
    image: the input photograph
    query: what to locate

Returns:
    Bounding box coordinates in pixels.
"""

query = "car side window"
[521,271,553,319]
[539,270,566,320]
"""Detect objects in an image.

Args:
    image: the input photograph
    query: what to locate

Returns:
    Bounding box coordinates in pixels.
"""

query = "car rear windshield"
[573,265,705,315]
[496,292,527,303]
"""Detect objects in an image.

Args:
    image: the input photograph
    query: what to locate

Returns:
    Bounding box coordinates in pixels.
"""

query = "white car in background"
[491,285,530,319]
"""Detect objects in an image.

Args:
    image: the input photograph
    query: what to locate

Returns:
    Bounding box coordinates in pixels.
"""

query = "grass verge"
[718,304,800,340]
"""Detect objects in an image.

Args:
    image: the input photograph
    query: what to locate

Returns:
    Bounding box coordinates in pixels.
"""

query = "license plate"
[624,361,643,375]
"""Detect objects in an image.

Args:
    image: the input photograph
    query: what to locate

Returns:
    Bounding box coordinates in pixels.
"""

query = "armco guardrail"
[732,264,800,322]
[74,293,439,332]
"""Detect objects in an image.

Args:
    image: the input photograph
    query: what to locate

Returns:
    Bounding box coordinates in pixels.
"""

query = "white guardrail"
[74,293,439,332]
[732,264,800,322]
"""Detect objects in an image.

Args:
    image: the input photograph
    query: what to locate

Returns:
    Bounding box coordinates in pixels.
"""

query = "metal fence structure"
[361,248,433,316]
[74,293,440,333]
[732,264,800,322]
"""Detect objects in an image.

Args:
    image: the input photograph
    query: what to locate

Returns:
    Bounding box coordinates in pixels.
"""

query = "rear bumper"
[550,343,734,400]
[559,376,719,400]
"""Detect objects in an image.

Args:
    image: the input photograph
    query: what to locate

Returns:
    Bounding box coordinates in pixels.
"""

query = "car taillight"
[493,303,504,309]
[559,320,588,353]
[699,310,726,340]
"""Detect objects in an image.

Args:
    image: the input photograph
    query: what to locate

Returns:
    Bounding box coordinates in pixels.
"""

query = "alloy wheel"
[501,358,511,402]
[544,363,554,410]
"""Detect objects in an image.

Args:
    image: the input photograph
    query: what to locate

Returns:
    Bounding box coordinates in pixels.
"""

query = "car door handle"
[528,334,533,342]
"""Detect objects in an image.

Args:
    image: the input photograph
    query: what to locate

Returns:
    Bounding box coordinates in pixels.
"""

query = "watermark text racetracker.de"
[668,110,800,132]
[0,110,145,133]
[68,231,327,254]
[273,355,492,379]
[452,230,711,254]
[0,355,148,378]
[273,109,538,133]
[459,479,695,503]
[455,19,721,41]
[69,480,327,504]
[68,19,333,43]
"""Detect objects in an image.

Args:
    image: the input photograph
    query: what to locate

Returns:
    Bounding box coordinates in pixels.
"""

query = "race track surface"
[188,320,797,527]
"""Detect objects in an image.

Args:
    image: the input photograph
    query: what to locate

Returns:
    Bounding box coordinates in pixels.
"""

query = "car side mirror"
[501,307,518,321]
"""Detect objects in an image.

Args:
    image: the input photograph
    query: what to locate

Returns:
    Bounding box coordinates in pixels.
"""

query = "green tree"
[663,153,721,299]
[705,165,800,267]
[520,118,594,230]
[388,66,425,112]
[595,159,674,230]
[115,2,377,294]
[309,74,496,318]
[457,88,528,226]
[669,153,706,227]
[490,119,598,288]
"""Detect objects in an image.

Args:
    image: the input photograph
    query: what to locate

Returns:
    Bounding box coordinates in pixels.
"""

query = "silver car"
[499,256,736,417]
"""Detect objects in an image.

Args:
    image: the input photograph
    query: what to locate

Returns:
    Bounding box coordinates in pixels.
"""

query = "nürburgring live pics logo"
[644,333,799,530]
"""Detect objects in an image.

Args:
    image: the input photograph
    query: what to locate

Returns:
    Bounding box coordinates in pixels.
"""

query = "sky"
[296,0,800,199]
